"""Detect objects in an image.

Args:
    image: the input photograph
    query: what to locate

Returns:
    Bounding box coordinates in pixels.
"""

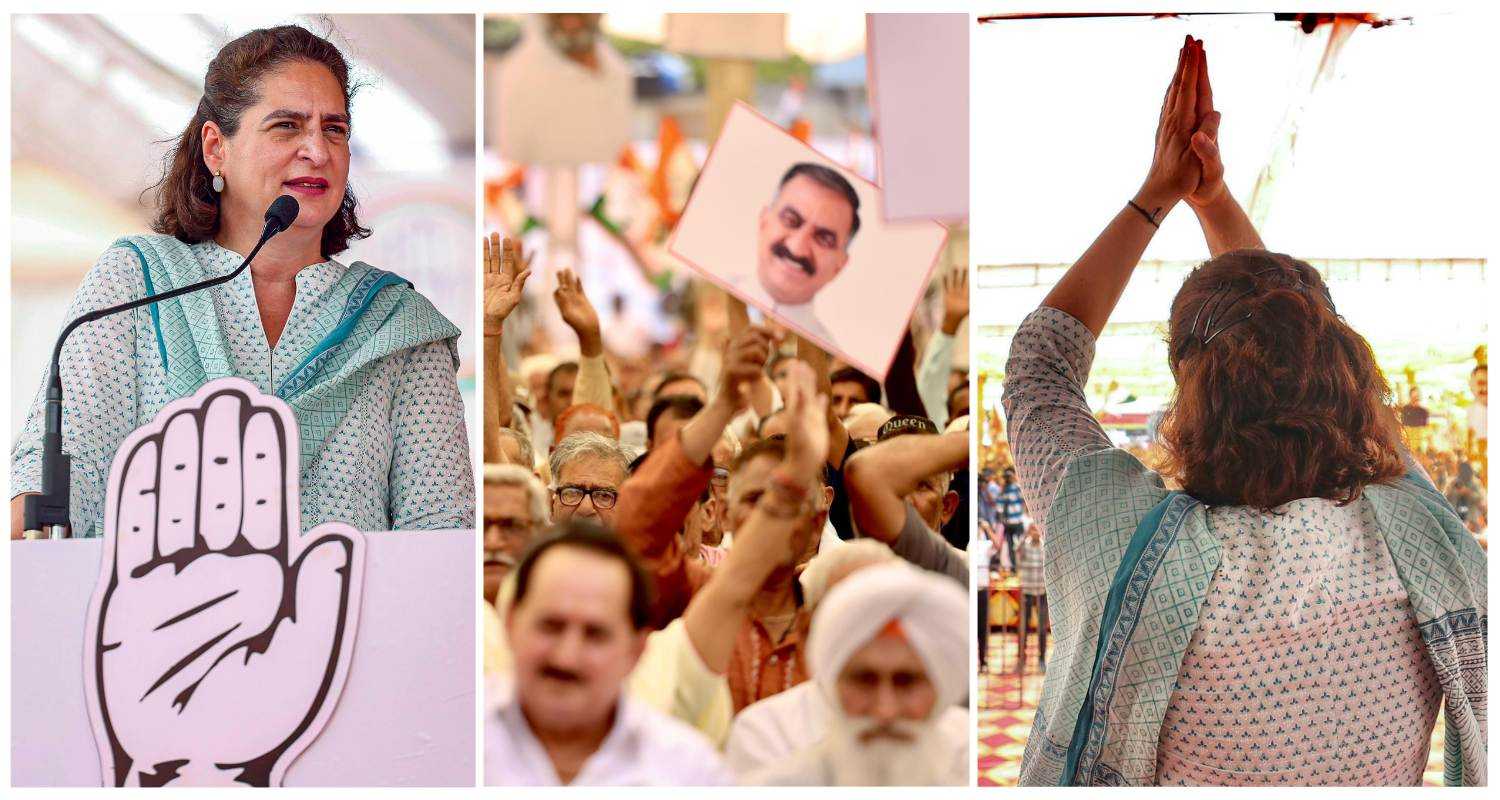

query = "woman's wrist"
[1131,183,1182,225]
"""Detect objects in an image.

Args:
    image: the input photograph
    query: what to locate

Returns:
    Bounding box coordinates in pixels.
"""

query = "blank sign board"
[868,14,970,222]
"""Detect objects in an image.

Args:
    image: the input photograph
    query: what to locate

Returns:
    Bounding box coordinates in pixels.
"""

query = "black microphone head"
[264,195,300,234]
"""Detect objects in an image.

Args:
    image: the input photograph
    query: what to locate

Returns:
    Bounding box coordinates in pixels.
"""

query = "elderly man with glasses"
[547,432,630,528]
[484,463,549,605]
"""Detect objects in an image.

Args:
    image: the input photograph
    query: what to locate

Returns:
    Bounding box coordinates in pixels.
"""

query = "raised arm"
[1043,36,1207,337]
[613,324,774,625]
[481,234,530,460]
[723,294,777,425]
[918,266,967,427]
[683,324,774,463]
[844,430,968,544]
[553,269,613,409]
[681,358,826,672]
[1182,41,1265,256]
[882,331,926,417]
[796,334,851,469]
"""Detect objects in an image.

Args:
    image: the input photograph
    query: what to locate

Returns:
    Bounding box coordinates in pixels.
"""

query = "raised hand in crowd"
[917,264,971,429]
[681,358,826,673]
[483,234,531,457]
[844,428,968,583]
[940,264,969,337]
[794,334,852,470]
[682,324,778,465]
[723,294,778,421]
[778,358,832,485]
[553,268,603,359]
[553,269,614,410]
[483,233,531,336]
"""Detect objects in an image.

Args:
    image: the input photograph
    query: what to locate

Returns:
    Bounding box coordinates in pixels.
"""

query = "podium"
[10,532,475,787]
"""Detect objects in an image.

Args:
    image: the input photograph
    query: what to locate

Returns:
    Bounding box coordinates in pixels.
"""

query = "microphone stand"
[23,204,296,539]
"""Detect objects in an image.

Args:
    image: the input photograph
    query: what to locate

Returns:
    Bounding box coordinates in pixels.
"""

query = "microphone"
[22,195,301,539]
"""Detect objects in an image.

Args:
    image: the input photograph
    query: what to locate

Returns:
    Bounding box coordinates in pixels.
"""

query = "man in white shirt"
[726,541,968,780]
[484,522,731,785]
[741,562,969,786]
[731,162,862,347]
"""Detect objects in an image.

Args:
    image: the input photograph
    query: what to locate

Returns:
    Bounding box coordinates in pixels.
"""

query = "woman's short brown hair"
[1157,250,1405,510]
[149,25,370,257]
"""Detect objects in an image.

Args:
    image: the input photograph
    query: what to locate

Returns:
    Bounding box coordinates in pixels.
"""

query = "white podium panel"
[11,532,476,787]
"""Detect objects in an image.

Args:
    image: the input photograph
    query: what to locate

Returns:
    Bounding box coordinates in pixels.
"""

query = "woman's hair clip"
[1193,282,1255,345]
[1190,264,1338,346]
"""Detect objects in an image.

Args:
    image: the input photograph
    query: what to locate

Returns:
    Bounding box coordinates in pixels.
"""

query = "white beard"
[819,715,948,786]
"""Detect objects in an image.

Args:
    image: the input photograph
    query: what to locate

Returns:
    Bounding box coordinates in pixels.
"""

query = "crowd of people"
[478,233,972,786]
[1398,368,1488,542]
[973,466,1048,677]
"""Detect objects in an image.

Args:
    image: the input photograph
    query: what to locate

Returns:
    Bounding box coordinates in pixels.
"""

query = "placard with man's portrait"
[669,103,949,380]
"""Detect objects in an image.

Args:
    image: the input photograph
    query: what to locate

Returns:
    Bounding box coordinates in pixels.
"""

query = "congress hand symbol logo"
[82,379,365,786]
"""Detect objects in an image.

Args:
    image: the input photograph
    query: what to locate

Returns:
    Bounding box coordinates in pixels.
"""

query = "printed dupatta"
[115,234,461,468]
[1018,448,1487,786]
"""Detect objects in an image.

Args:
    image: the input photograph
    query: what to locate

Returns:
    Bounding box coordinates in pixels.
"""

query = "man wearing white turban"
[743,562,969,786]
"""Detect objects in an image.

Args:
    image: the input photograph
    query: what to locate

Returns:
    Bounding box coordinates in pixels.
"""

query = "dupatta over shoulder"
[1020,448,1487,787]
[116,234,461,469]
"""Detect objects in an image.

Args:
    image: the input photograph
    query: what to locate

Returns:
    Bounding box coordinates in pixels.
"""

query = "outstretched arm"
[796,334,851,469]
[724,294,777,423]
[1181,41,1265,256]
[680,325,775,464]
[482,336,510,460]
[553,269,614,409]
[1043,36,1207,337]
[613,324,775,625]
[844,430,968,543]
[917,266,967,427]
[681,359,826,672]
[481,234,530,460]
[882,331,926,417]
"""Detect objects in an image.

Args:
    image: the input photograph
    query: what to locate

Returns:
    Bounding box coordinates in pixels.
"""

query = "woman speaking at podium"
[11,25,473,538]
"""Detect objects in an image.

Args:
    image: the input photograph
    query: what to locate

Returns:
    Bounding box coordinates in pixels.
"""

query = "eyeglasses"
[555,485,618,509]
[485,516,535,538]
[710,467,729,487]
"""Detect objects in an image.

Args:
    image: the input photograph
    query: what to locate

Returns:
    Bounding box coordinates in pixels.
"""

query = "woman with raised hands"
[1005,36,1485,786]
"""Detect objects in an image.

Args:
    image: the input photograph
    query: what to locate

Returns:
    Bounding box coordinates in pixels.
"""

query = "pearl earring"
[212,172,225,193]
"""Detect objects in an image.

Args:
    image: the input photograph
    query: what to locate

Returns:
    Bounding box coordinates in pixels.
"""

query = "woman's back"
[1157,498,1441,785]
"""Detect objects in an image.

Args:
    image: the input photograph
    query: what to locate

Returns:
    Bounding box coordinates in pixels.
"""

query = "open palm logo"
[82,378,365,786]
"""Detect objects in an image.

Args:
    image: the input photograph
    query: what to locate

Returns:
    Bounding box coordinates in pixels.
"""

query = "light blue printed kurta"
[1003,306,1486,787]
[12,237,474,536]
